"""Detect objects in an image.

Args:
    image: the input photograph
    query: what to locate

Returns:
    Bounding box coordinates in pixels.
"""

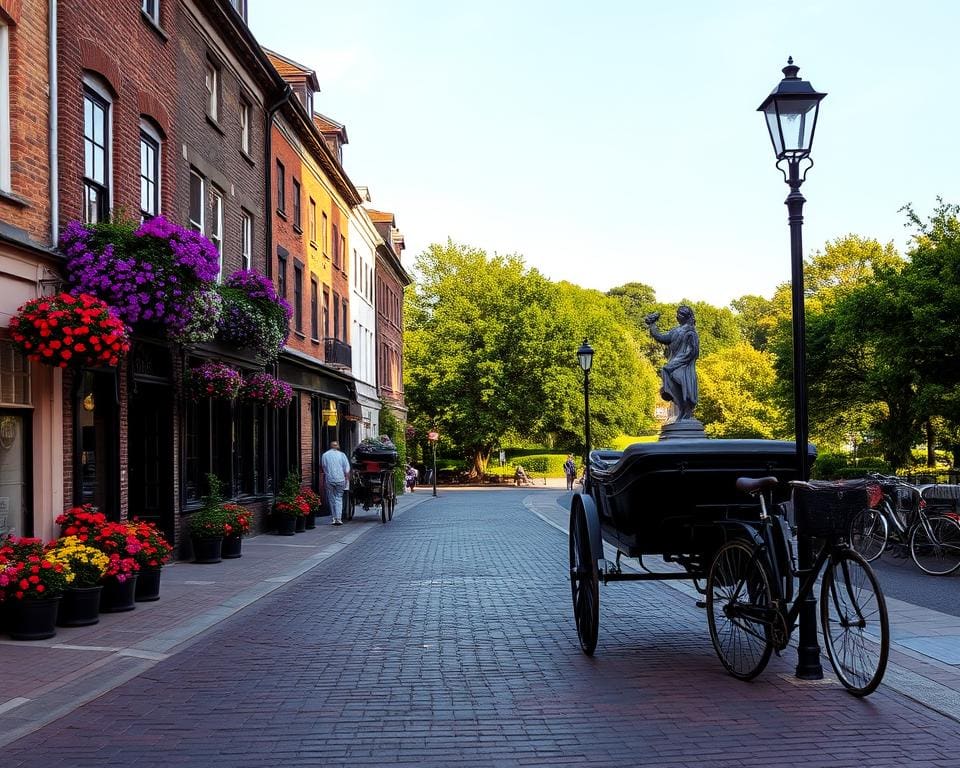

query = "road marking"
[0,698,29,715]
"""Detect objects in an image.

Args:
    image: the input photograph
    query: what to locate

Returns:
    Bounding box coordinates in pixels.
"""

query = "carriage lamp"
[577,339,594,490]
[759,57,826,681]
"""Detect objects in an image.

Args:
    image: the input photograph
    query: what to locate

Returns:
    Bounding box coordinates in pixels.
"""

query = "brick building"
[0,0,61,540]
[367,208,410,420]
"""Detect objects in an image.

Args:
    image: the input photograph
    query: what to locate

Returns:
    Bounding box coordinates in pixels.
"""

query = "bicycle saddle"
[736,476,779,495]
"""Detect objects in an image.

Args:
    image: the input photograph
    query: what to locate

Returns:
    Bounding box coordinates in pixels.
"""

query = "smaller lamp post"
[577,339,594,491]
[428,430,439,497]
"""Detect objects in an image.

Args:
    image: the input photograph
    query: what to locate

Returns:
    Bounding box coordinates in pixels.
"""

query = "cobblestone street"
[5,490,960,767]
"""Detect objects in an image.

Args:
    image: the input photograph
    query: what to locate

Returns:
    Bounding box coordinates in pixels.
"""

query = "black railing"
[324,338,352,368]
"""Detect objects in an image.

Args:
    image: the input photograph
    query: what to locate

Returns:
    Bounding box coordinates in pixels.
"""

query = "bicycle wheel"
[706,540,774,681]
[909,514,960,575]
[848,507,888,562]
[820,548,889,697]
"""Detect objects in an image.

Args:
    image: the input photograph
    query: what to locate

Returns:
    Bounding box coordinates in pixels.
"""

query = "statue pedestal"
[659,419,707,441]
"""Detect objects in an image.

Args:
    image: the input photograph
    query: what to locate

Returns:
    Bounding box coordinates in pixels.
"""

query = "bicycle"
[848,473,960,575]
[706,476,890,697]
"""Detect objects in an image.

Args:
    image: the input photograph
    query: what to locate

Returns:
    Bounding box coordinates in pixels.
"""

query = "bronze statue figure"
[645,305,699,423]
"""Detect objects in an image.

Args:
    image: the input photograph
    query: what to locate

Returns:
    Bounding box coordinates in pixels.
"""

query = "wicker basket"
[791,479,875,538]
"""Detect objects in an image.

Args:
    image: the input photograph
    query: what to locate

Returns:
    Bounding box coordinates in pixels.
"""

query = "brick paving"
[3,488,960,767]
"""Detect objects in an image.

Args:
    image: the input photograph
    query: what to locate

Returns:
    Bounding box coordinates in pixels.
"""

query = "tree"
[404,241,559,478]
[697,343,783,439]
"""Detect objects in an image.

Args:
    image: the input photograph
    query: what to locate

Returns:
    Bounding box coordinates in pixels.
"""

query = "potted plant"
[298,487,321,529]
[185,361,242,401]
[188,474,231,563]
[216,269,292,361]
[0,537,71,640]
[239,372,293,408]
[221,503,251,559]
[55,504,107,542]
[273,472,307,536]
[93,522,141,612]
[8,292,131,369]
[47,536,109,626]
[126,520,173,601]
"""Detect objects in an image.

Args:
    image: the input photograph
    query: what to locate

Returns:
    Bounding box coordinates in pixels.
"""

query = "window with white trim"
[240,99,250,154]
[139,121,161,219]
[83,80,111,224]
[241,210,252,270]
[0,21,9,193]
[205,60,219,121]
[142,0,159,24]
[210,187,224,279]
[188,170,204,233]
[308,198,316,243]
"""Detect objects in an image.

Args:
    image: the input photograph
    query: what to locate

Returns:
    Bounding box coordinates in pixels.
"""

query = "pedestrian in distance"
[405,464,418,493]
[564,454,577,491]
[321,440,351,526]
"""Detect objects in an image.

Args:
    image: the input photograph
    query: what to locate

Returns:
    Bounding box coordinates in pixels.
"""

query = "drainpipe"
[263,83,292,280]
[48,0,58,244]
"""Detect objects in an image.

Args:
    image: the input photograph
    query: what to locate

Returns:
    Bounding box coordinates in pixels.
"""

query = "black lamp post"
[758,57,826,680]
[577,339,594,491]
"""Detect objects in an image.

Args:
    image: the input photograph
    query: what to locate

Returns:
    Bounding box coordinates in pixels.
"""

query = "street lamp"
[577,339,594,491]
[759,57,826,680]
[428,429,439,497]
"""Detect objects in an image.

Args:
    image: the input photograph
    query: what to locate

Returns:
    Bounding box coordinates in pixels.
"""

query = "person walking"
[321,440,351,525]
[564,454,577,491]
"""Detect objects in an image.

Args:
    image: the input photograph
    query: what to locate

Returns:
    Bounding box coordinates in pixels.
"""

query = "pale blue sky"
[250,1,959,306]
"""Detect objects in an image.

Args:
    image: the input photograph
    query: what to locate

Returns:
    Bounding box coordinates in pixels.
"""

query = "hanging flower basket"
[185,361,241,401]
[60,216,222,344]
[216,270,292,361]
[8,292,130,368]
[239,372,294,408]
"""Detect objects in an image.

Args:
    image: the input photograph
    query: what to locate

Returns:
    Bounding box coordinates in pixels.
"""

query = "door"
[0,411,30,537]
[128,382,174,543]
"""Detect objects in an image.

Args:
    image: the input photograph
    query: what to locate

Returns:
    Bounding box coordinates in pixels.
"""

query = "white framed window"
[83,77,112,224]
[321,211,328,255]
[188,170,204,233]
[309,198,316,243]
[139,120,161,219]
[0,21,9,193]
[210,187,224,279]
[204,60,219,121]
[142,0,159,24]
[229,0,247,20]
[239,99,250,154]
[241,210,252,270]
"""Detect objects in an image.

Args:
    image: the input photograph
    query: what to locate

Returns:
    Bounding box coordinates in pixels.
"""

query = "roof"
[313,113,348,145]
[263,49,320,91]
[366,209,395,225]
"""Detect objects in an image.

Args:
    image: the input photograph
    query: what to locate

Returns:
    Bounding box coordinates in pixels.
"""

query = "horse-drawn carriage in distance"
[346,440,398,523]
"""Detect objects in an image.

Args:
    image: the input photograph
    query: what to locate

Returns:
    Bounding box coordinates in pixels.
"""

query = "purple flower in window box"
[239,372,294,409]
[216,270,292,361]
[184,361,242,401]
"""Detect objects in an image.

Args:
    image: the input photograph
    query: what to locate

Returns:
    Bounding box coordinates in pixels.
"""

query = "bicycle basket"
[791,479,877,538]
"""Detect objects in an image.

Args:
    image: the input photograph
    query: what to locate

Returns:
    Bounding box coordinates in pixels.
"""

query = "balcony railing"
[324,337,352,368]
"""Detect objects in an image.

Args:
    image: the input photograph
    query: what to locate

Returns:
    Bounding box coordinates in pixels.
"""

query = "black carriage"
[347,443,398,523]
[569,439,813,655]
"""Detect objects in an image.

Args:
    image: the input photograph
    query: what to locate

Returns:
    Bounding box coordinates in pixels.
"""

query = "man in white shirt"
[321,441,351,525]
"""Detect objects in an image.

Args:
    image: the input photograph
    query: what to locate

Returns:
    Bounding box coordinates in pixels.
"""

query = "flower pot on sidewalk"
[134,566,163,602]
[295,515,307,533]
[100,575,137,613]
[191,536,223,564]
[57,585,102,626]
[8,596,61,640]
[221,535,242,559]
[274,515,297,536]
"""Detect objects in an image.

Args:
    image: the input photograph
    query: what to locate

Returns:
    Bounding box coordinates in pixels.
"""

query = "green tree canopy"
[697,343,783,439]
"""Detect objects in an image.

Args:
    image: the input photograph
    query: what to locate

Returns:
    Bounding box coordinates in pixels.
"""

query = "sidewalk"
[523,490,960,725]
[0,491,434,748]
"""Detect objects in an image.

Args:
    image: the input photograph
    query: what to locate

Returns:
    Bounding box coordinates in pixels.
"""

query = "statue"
[645,305,700,423]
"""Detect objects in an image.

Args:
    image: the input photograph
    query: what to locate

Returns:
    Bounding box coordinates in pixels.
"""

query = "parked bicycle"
[848,473,960,575]
[707,477,889,697]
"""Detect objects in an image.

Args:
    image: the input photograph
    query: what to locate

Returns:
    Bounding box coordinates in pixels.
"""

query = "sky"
[250,0,960,307]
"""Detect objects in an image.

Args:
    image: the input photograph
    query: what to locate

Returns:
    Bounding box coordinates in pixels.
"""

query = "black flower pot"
[304,512,316,530]
[100,575,137,613]
[8,596,60,640]
[221,535,243,559]
[192,535,223,563]
[275,515,297,536]
[134,567,163,602]
[58,585,102,626]
[295,515,307,533]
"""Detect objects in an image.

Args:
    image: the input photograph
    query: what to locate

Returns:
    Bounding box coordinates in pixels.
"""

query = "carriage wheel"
[387,485,396,521]
[379,476,389,523]
[569,500,599,655]
[345,490,356,522]
[706,540,774,681]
